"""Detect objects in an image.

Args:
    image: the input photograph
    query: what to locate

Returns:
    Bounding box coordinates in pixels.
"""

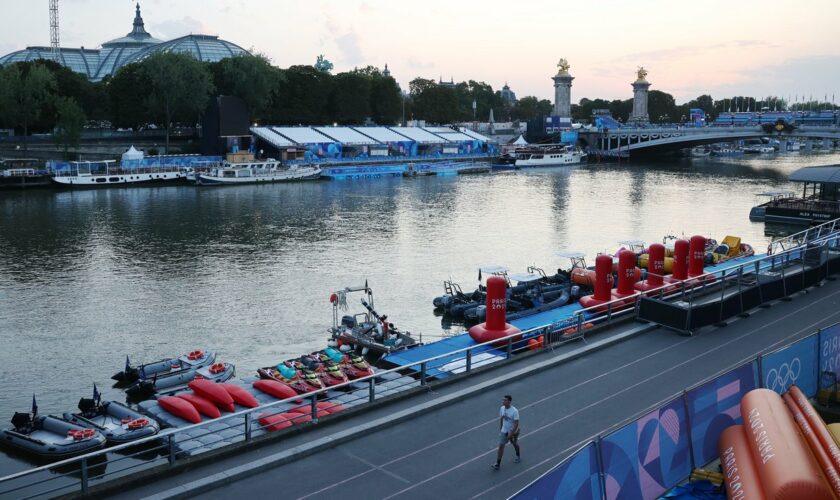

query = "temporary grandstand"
[250,125,496,162]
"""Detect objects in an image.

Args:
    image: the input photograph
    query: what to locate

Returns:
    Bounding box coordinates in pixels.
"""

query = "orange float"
[718,425,767,500]
[740,388,833,499]
[782,392,840,497]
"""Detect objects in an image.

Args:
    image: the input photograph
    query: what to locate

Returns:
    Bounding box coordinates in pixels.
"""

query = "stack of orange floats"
[717,387,838,499]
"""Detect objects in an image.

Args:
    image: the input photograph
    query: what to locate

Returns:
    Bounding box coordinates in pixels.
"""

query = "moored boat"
[196,159,321,185]
[1,398,106,460]
[492,144,586,170]
[63,387,159,445]
[112,350,217,386]
[125,361,235,399]
[51,161,190,188]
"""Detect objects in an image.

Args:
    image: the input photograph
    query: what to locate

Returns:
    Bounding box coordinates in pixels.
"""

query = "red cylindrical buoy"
[672,239,689,281]
[688,235,706,278]
[580,255,617,311]
[593,254,613,301]
[485,275,507,331]
[635,243,665,292]
[468,276,521,345]
[615,250,637,295]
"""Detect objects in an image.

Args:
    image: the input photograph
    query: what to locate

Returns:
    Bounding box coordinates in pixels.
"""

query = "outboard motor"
[341,315,357,328]
[11,412,32,432]
[77,398,99,417]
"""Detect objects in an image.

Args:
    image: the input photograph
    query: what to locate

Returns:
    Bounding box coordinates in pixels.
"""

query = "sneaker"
[490,463,500,470]
[514,456,521,463]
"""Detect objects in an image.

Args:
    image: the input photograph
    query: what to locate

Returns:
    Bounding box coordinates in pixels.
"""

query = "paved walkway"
[114,277,840,500]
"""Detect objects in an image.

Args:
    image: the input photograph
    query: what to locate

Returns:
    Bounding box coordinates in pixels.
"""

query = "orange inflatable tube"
[718,425,767,500]
[740,388,833,499]
[789,385,840,475]
[782,392,840,497]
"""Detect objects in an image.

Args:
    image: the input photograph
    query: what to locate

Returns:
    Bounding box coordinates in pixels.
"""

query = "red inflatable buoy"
[579,255,615,311]
[259,413,293,432]
[177,393,222,418]
[159,396,202,424]
[688,235,706,278]
[670,239,689,281]
[188,379,235,412]
[636,243,665,293]
[468,276,521,345]
[220,383,259,408]
[253,379,300,402]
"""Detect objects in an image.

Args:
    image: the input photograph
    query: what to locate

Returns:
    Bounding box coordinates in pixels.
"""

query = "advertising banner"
[513,442,601,500]
[685,362,757,466]
[761,334,818,397]
[599,397,691,500]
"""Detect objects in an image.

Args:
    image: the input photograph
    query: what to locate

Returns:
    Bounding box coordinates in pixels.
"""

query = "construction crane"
[49,0,59,61]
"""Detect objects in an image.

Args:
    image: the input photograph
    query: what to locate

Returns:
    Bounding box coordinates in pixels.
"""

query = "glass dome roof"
[0,4,250,81]
[122,35,249,66]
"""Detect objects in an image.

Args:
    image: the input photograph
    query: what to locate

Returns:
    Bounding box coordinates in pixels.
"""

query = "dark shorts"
[498,430,520,445]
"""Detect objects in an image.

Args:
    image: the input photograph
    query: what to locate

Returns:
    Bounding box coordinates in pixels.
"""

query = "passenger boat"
[492,144,586,170]
[195,159,321,185]
[62,387,159,445]
[51,161,190,188]
[0,159,51,189]
[1,398,106,460]
[749,165,840,225]
[112,350,217,386]
[690,146,711,158]
[328,284,420,364]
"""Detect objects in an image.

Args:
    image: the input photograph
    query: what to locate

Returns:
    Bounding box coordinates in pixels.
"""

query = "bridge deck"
[110,274,840,500]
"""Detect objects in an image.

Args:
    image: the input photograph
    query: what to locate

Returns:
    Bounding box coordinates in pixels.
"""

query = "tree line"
[1,52,837,156]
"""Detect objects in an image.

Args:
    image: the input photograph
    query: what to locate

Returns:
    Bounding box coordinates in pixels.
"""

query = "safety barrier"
[511,322,840,500]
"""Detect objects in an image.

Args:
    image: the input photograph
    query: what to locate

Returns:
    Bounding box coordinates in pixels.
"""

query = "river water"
[1,151,839,474]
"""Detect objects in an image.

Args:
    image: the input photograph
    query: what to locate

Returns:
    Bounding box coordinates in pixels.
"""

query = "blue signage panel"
[820,323,840,381]
[599,397,691,500]
[685,362,757,466]
[761,334,818,397]
[512,442,600,500]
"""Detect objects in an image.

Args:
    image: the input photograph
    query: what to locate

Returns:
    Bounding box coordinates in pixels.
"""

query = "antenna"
[49,0,59,61]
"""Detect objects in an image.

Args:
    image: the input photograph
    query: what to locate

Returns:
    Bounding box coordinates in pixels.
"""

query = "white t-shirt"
[499,405,519,433]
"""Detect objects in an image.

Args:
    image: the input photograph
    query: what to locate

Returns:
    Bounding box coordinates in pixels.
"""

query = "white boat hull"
[515,152,586,168]
[197,166,321,185]
[52,171,189,187]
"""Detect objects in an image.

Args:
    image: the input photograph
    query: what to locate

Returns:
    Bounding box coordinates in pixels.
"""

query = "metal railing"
[3,226,840,497]
[768,217,840,256]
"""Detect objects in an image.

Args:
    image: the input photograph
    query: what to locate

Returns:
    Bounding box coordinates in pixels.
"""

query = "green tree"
[270,65,333,124]
[0,63,57,155]
[140,52,214,153]
[208,54,279,122]
[512,96,553,120]
[107,63,151,129]
[54,97,86,158]
[370,75,402,125]
[330,72,372,124]
[647,90,678,123]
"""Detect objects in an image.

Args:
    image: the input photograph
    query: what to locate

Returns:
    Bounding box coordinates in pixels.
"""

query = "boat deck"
[101,272,840,499]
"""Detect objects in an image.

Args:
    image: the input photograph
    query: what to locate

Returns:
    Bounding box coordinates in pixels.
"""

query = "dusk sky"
[3,0,839,105]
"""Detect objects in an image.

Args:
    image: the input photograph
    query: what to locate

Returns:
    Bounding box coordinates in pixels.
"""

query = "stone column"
[552,64,574,120]
[630,68,651,124]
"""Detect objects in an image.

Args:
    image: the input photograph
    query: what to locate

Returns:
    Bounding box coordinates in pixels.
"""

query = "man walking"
[492,395,520,470]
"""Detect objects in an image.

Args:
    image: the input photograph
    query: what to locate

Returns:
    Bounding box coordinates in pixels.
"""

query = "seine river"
[1,151,838,473]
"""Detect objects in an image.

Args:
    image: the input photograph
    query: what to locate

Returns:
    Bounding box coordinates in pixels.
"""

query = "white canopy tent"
[121,146,143,162]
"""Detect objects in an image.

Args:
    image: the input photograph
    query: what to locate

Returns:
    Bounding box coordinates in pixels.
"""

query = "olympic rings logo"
[765,358,801,392]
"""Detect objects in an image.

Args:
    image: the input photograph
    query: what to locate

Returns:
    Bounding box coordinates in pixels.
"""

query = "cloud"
[335,31,364,65]
[150,17,209,39]
[611,40,778,63]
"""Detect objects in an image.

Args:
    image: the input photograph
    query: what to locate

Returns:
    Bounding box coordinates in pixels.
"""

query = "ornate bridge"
[577,125,840,156]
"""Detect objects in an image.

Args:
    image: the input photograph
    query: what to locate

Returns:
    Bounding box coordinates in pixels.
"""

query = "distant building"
[438,77,456,88]
[500,83,516,105]
[0,3,250,81]
[383,64,391,78]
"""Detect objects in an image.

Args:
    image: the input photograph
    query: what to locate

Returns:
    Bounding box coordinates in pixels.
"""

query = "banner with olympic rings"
[761,334,818,397]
